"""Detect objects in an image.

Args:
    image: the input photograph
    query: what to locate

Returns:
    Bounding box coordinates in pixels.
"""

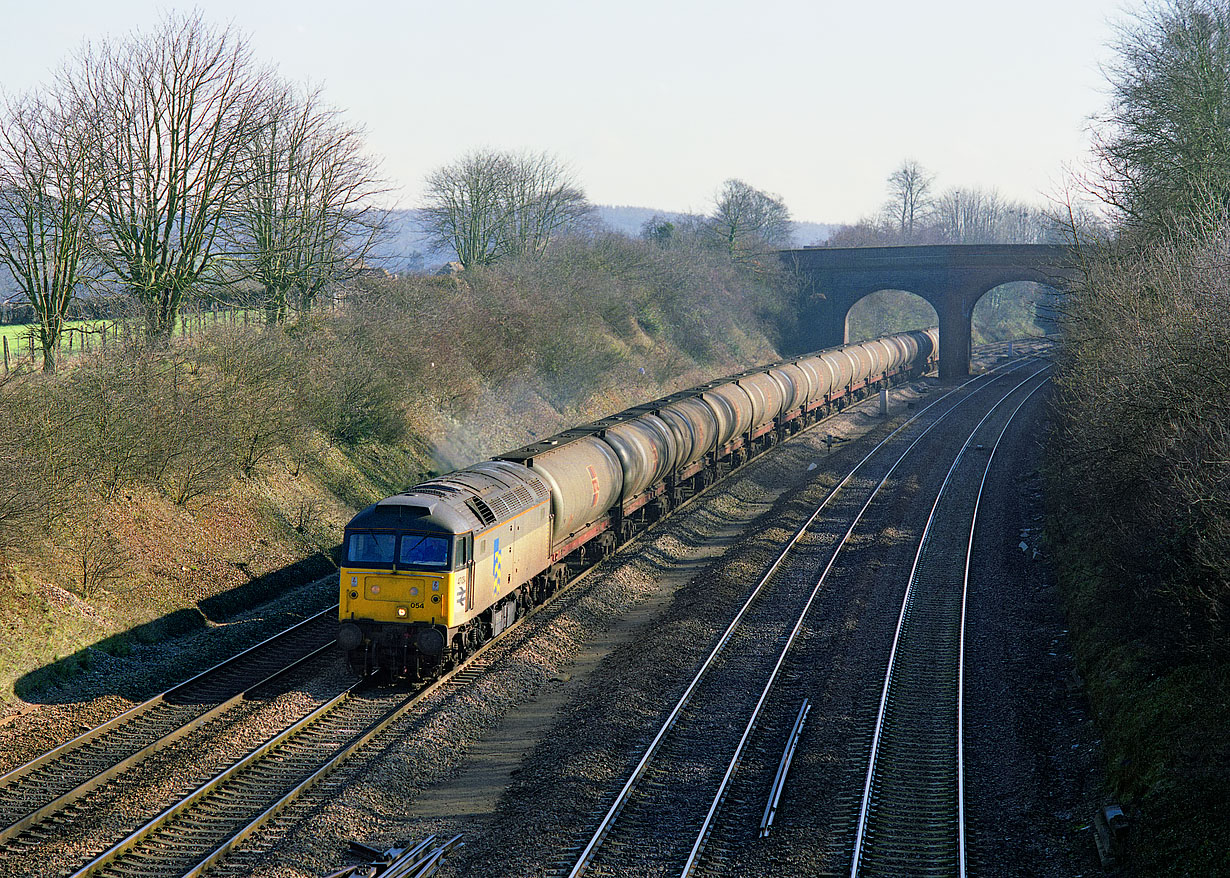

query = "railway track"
[63,599,562,878]
[0,607,339,852]
[22,509,650,876]
[848,371,1050,878]
[562,360,1047,878]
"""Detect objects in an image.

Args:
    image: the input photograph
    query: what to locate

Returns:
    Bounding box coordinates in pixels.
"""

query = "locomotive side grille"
[466,497,497,526]
[525,475,548,495]
[512,486,534,507]
[487,494,517,519]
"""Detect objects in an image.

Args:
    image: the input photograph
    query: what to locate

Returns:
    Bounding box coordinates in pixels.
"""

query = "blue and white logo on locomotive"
[492,537,502,594]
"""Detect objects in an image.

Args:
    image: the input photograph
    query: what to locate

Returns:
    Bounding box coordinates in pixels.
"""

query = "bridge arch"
[845,288,938,344]
[970,280,1060,345]
[782,244,1074,378]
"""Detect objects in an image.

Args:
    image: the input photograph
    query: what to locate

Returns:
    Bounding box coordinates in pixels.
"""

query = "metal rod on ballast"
[760,699,812,837]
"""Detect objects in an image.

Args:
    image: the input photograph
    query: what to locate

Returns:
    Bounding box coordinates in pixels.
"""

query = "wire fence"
[1,306,263,374]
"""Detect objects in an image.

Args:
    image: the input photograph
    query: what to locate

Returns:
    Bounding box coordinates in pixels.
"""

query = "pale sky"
[0,0,1138,224]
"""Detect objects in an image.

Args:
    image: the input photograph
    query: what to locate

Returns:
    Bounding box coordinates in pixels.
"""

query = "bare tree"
[496,151,592,260]
[1094,0,1230,234]
[885,160,935,238]
[422,150,505,268]
[0,91,96,372]
[937,187,996,242]
[707,178,793,258]
[65,13,265,339]
[237,83,387,323]
[421,149,591,268]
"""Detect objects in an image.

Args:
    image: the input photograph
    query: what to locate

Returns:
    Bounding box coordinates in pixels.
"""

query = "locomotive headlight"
[396,606,408,617]
[410,587,419,596]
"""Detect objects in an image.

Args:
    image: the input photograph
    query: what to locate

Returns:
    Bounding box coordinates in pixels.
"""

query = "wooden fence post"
[3,336,8,374]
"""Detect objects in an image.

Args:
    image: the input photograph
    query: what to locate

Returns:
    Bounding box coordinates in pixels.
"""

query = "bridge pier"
[937,294,972,381]
[807,296,850,350]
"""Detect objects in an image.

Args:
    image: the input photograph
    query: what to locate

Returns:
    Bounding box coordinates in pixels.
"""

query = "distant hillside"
[595,204,837,249]
[369,206,839,273]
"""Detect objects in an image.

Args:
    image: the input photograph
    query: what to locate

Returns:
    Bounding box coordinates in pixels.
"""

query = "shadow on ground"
[15,547,341,704]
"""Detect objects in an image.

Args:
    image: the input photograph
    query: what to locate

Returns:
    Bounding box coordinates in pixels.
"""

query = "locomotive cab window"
[398,534,450,568]
[456,534,473,565]
[347,532,395,565]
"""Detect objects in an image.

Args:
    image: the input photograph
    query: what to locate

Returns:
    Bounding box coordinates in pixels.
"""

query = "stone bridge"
[779,244,1075,379]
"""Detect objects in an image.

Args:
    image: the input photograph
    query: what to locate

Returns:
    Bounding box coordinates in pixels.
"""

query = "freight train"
[337,329,939,678]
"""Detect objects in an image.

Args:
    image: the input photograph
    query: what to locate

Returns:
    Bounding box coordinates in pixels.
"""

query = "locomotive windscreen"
[345,532,454,570]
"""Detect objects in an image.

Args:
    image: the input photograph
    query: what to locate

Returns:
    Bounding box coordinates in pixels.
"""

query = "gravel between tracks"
[0,655,352,878]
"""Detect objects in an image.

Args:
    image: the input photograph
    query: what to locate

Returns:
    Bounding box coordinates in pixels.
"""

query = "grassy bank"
[1047,226,1230,875]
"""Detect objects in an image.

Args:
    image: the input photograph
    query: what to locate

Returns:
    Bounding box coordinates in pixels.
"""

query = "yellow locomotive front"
[338,461,552,678]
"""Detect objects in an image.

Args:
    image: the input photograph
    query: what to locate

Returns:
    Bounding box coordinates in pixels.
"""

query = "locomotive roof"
[348,460,549,534]
[349,494,476,534]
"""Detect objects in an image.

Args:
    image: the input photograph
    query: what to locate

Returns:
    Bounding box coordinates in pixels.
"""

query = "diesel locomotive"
[337,329,939,678]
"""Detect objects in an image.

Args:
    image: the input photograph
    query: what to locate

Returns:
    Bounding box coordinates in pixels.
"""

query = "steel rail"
[0,604,339,851]
[676,362,1052,878]
[567,360,1035,878]
[0,637,335,845]
[68,541,602,878]
[759,699,810,838]
[848,370,1050,878]
[0,602,338,790]
[66,678,370,878]
[956,375,1051,875]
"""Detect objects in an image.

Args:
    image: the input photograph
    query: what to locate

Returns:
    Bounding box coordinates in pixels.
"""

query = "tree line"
[1056,0,1230,658]
[0,7,800,375]
[0,12,384,372]
[421,150,795,269]
[1049,2,1230,873]
[823,159,1072,247]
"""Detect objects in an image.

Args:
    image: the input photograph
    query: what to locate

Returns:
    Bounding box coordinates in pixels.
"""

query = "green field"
[1,310,263,365]
[0,319,115,360]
